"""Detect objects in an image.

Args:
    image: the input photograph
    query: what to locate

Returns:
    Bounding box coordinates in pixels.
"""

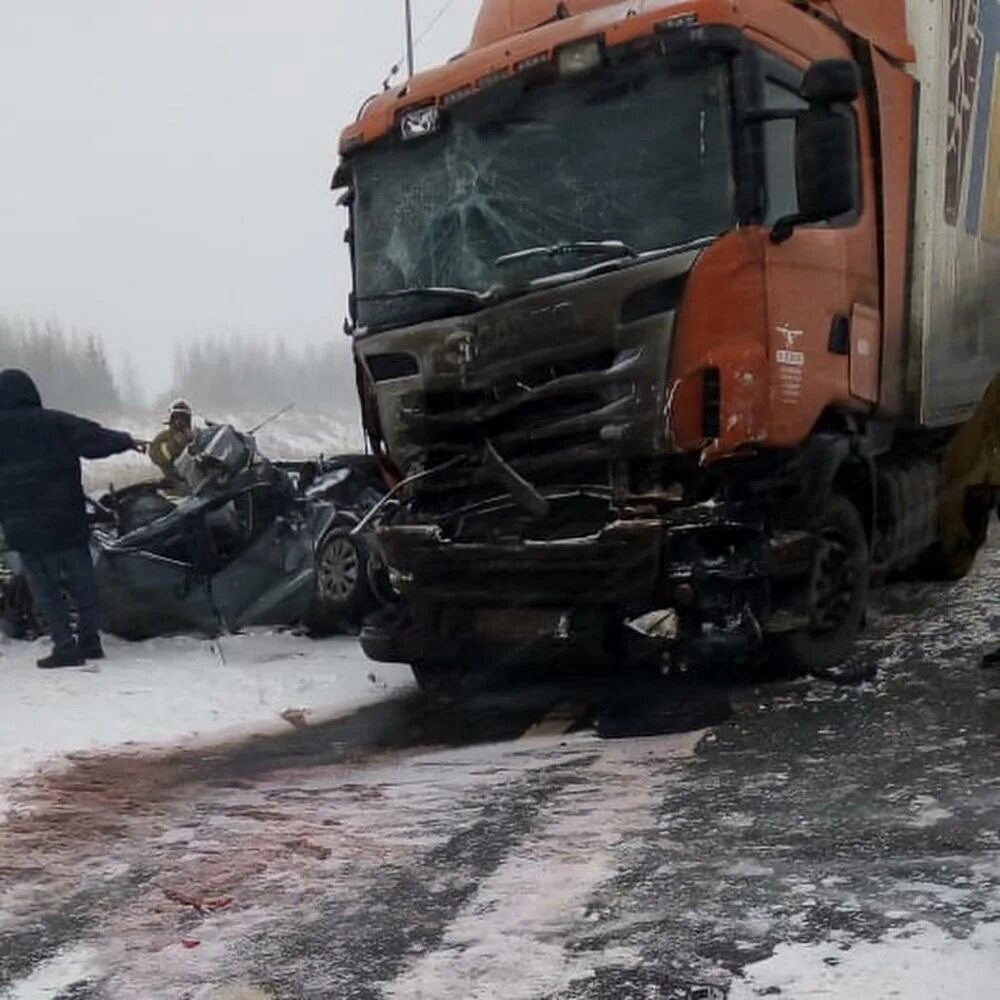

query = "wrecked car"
[281,452,393,630]
[0,426,388,642]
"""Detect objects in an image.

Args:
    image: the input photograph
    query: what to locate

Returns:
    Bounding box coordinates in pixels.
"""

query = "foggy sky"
[0,1,479,398]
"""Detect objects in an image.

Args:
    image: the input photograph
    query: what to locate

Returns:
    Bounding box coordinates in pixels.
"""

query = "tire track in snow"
[379,733,704,1000]
[2,739,600,998]
[0,672,607,998]
[237,751,598,1000]
[552,540,1000,996]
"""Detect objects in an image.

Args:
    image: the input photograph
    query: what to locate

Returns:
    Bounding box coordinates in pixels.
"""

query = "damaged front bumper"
[379,518,663,606]
[362,506,813,668]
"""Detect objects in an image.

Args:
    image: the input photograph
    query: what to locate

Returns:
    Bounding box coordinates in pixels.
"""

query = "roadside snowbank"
[0,631,412,804]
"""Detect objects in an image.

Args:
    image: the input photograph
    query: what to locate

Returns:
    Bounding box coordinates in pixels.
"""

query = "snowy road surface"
[1,543,999,999]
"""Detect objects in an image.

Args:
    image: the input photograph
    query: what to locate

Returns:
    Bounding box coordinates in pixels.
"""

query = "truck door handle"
[828,314,850,355]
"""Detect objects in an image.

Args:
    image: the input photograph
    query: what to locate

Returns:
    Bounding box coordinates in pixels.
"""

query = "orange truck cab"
[335,0,1000,689]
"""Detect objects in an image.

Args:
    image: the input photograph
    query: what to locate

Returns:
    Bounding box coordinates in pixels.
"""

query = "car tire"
[308,528,376,631]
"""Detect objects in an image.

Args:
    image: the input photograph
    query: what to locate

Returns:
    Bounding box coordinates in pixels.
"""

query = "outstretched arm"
[61,413,138,460]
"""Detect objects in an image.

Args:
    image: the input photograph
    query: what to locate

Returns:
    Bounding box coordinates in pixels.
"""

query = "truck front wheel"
[775,494,871,678]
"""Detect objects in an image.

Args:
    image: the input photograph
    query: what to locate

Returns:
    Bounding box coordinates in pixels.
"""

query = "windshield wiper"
[358,286,487,308]
[494,240,639,268]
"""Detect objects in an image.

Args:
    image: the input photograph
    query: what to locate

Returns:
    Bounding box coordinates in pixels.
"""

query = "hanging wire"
[382,0,465,90]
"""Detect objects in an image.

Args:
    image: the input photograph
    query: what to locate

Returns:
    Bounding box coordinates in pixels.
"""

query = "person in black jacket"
[0,369,141,668]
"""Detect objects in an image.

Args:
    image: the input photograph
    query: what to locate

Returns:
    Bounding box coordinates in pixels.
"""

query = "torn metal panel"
[356,252,701,491]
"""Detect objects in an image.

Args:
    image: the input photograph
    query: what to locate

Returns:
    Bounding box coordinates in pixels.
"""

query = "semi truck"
[334,0,1000,690]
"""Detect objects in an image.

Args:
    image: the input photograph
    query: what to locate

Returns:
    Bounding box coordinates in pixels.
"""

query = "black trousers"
[19,545,101,652]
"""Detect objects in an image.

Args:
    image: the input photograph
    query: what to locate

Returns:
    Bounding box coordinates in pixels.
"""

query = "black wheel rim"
[807,528,859,634]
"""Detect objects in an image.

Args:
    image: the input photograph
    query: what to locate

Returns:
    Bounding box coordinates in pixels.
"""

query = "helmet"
[166,399,193,424]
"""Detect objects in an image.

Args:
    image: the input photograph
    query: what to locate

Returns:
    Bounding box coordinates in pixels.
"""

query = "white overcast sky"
[0,0,480,396]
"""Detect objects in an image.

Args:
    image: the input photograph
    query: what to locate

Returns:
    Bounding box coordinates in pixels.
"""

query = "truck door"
[757,55,881,448]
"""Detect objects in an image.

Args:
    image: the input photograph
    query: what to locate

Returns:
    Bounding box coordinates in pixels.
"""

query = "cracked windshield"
[1,1,999,999]
[352,53,734,329]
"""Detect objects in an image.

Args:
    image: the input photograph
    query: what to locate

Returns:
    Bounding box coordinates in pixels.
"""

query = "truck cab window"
[762,78,808,224]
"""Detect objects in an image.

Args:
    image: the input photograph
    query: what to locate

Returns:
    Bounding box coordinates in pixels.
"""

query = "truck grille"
[402,348,645,474]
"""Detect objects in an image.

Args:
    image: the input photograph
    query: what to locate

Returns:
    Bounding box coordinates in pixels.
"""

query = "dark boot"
[78,636,105,660]
[37,647,85,670]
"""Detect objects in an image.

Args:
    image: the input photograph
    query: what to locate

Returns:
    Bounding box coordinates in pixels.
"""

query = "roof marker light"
[556,38,603,78]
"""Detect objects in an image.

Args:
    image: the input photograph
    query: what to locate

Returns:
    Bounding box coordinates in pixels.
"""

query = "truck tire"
[774,493,870,678]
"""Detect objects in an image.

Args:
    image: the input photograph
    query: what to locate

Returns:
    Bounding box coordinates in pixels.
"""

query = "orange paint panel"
[470,0,915,58]
[472,0,627,48]
[804,0,915,62]
[344,0,832,152]
[763,221,877,448]
[344,0,916,152]
[668,231,770,457]
[742,1,854,63]
[342,0,728,151]
[849,303,881,404]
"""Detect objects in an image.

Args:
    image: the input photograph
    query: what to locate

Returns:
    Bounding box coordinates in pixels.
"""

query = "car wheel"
[310,529,375,628]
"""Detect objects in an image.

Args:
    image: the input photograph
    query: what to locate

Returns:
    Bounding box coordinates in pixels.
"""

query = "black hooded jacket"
[0,369,135,553]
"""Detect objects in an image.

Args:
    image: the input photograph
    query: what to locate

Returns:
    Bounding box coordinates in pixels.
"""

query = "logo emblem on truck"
[399,105,441,141]
[777,324,804,348]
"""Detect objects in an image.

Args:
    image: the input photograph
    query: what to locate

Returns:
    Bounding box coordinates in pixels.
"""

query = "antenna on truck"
[384,0,461,90]
[405,0,416,78]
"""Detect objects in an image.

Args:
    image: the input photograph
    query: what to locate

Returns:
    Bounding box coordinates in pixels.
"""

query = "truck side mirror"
[796,109,858,218]
[767,58,861,243]
[801,59,861,104]
[771,109,859,244]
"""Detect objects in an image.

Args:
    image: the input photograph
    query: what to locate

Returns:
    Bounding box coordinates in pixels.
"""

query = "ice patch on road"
[729,920,1000,1000]
[0,631,412,813]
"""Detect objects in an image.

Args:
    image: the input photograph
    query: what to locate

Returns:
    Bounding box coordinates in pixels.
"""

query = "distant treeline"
[1,318,358,417]
[0,318,123,414]
[164,336,357,415]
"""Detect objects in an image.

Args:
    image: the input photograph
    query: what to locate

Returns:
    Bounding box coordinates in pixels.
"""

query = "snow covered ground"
[0,630,412,813]
[1,541,999,999]
[729,920,1000,999]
